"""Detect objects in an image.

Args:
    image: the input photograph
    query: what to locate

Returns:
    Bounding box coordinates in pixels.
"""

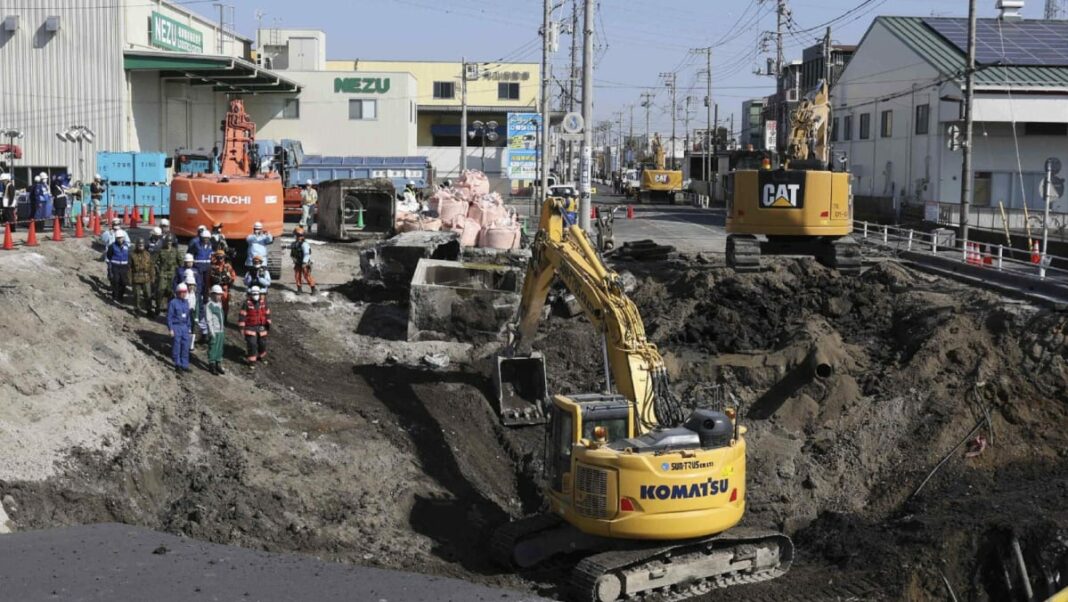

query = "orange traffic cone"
[105,208,113,224]
[2,223,12,250]
[1030,240,1041,264]
[74,214,85,238]
[148,206,156,226]
[51,217,63,242]
[626,205,635,219]
[122,206,130,227]
[130,204,139,228]
[92,213,102,236]
[25,220,38,247]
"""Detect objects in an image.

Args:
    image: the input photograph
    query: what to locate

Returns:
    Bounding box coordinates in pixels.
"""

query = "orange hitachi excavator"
[170,99,284,277]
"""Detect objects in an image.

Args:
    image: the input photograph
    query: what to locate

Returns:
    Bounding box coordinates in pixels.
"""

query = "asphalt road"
[0,523,546,602]
[593,192,728,254]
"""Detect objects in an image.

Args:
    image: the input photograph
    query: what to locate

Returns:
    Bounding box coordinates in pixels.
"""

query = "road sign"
[558,132,584,142]
[1042,156,1065,200]
[562,112,584,134]
[946,124,961,151]
[764,121,777,151]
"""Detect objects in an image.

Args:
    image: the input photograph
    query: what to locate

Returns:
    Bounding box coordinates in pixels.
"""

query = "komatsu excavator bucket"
[494,353,549,426]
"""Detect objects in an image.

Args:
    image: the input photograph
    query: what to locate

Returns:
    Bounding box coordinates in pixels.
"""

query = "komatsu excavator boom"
[492,198,792,602]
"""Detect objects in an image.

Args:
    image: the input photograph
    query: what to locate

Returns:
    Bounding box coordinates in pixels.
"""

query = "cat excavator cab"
[726,80,860,273]
[492,198,792,602]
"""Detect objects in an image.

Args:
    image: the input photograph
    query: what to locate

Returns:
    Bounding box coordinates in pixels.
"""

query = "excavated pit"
[2,239,1067,601]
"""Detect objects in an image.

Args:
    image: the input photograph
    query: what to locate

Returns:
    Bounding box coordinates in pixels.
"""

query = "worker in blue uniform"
[168,283,193,373]
[187,226,214,303]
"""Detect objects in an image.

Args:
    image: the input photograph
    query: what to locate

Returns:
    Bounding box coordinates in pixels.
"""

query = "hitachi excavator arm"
[497,197,684,430]
[220,98,257,177]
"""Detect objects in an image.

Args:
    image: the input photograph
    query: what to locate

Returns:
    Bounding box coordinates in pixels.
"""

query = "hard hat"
[305,179,313,185]
[200,229,210,238]
[210,284,223,294]
[214,248,226,257]
[94,173,102,180]
[38,172,47,179]
[252,255,263,264]
[197,225,207,233]
[183,253,194,263]
[185,272,196,284]
[0,173,10,181]
[115,229,126,239]
[253,221,263,230]
[176,283,188,293]
[407,180,415,186]
[249,285,261,294]
[160,218,170,227]
[151,227,162,236]
[33,175,41,182]
[111,217,122,226]
[134,238,144,247]
[213,222,223,229]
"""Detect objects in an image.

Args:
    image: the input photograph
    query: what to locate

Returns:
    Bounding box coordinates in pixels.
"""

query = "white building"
[0,1,418,187]
[832,12,1068,227]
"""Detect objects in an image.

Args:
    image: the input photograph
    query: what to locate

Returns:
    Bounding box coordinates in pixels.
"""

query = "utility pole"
[616,110,624,176]
[960,0,977,255]
[540,0,552,204]
[775,0,786,156]
[703,48,712,194]
[823,26,832,164]
[683,96,692,164]
[580,0,594,231]
[660,72,676,169]
[567,0,579,183]
[628,104,634,168]
[640,91,653,159]
[460,57,468,171]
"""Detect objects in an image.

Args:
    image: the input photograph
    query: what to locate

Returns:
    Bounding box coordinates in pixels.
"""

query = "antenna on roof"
[997,0,1025,19]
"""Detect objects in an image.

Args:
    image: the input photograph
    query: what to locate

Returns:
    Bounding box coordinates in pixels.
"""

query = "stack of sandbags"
[395,210,443,233]
[429,189,469,227]
[454,169,490,198]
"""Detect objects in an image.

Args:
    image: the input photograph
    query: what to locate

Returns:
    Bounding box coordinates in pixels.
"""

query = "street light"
[56,125,96,220]
[0,127,24,185]
[468,120,500,173]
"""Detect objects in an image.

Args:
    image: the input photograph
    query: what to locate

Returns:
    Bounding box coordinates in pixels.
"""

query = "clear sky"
[217,0,1050,138]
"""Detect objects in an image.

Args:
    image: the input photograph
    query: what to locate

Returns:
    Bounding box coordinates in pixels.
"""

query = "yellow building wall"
[325,60,539,108]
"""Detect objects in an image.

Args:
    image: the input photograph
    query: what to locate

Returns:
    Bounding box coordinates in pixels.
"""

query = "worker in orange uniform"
[208,249,239,317]
[290,227,317,295]
[238,286,271,366]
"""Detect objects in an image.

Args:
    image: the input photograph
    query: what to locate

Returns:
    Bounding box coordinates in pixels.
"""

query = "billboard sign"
[150,11,203,54]
[764,120,777,151]
[506,112,541,180]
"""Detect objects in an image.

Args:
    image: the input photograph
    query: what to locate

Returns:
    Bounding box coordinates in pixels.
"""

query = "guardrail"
[854,220,1068,284]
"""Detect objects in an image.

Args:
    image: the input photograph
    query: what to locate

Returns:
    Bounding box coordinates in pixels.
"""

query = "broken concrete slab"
[360,231,461,290]
[408,258,524,343]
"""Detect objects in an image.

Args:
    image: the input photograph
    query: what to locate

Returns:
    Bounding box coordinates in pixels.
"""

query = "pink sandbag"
[456,169,490,196]
[480,220,521,249]
[468,200,508,227]
[454,217,481,247]
[437,196,469,227]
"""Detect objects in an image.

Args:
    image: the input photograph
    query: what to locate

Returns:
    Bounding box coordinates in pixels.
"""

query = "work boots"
[311,286,318,295]
[295,286,303,294]
[216,363,226,375]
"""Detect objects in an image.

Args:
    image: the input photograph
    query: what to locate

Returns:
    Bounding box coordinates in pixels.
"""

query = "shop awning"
[124,50,301,95]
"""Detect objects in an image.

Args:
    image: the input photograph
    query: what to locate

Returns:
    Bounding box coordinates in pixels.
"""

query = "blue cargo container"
[135,185,159,207]
[107,184,135,209]
[133,152,167,184]
[97,152,135,183]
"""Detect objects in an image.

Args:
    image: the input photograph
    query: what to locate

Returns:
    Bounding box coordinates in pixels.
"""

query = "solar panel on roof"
[924,17,1068,67]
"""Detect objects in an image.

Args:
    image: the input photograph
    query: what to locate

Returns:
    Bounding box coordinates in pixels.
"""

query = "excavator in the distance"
[492,196,792,602]
[726,80,860,273]
[638,134,683,204]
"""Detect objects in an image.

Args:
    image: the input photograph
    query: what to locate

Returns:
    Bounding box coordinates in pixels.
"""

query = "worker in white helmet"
[238,285,271,366]
[245,220,273,272]
[0,173,15,231]
[299,178,318,230]
[105,229,130,303]
[167,283,193,373]
[204,284,227,375]
[89,174,105,222]
[158,217,176,248]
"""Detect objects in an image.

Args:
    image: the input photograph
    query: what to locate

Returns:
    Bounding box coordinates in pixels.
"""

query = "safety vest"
[239,299,270,331]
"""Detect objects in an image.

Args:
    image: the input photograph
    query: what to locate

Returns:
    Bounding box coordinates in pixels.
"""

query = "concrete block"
[360,231,461,290]
[408,259,524,343]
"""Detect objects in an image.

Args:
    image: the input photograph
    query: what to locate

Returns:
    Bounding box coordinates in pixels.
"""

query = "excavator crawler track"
[570,528,793,602]
[726,235,762,273]
[490,513,566,570]
[826,236,862,274]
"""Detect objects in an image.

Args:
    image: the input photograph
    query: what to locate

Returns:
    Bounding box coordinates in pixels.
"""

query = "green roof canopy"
[124,50,301,94]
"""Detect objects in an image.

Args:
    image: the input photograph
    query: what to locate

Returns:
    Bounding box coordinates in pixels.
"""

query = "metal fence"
[854,220,1068,283]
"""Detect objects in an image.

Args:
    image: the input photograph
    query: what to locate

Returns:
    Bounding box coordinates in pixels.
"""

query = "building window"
[433,81,455,99]
[843,115,853,141]
[498,82,520,100]
[349,99,377,120]
[974,171,992,207]
[915,103,929,135]
[880,110,893,138]
[278,98,299,119]
[859,113,871,139]
[1024,122,1068,136]
[831,117,839,142]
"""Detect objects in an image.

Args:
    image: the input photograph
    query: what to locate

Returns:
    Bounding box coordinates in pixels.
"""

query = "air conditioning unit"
[785,88,799,103]
[45,16,60,32]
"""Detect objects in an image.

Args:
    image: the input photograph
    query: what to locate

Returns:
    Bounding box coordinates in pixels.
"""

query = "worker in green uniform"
[205,284,227,375]
[130,238,156,316]
[155,237,182,318]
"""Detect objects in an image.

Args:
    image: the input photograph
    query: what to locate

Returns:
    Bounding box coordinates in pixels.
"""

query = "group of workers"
[101,219,317,375]
[0,173,108,230]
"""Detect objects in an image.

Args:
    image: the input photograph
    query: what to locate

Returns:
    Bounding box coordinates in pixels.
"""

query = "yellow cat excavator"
[726,80,860,272]
[492,198,792,602]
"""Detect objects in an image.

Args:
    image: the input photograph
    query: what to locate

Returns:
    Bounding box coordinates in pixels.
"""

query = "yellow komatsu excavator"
[492,197,792,602]
[726,80,860,273]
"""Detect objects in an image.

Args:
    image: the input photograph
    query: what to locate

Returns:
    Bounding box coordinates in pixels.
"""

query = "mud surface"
[2,238,1066,601]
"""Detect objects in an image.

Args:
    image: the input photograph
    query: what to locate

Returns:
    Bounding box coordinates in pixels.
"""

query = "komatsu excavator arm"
[503,197,684,432]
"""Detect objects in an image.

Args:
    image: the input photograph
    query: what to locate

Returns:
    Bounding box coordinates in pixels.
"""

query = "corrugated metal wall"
[0,0,126,183]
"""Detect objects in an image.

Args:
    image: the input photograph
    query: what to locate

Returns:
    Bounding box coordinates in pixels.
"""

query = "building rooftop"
[877,16,1068,89]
